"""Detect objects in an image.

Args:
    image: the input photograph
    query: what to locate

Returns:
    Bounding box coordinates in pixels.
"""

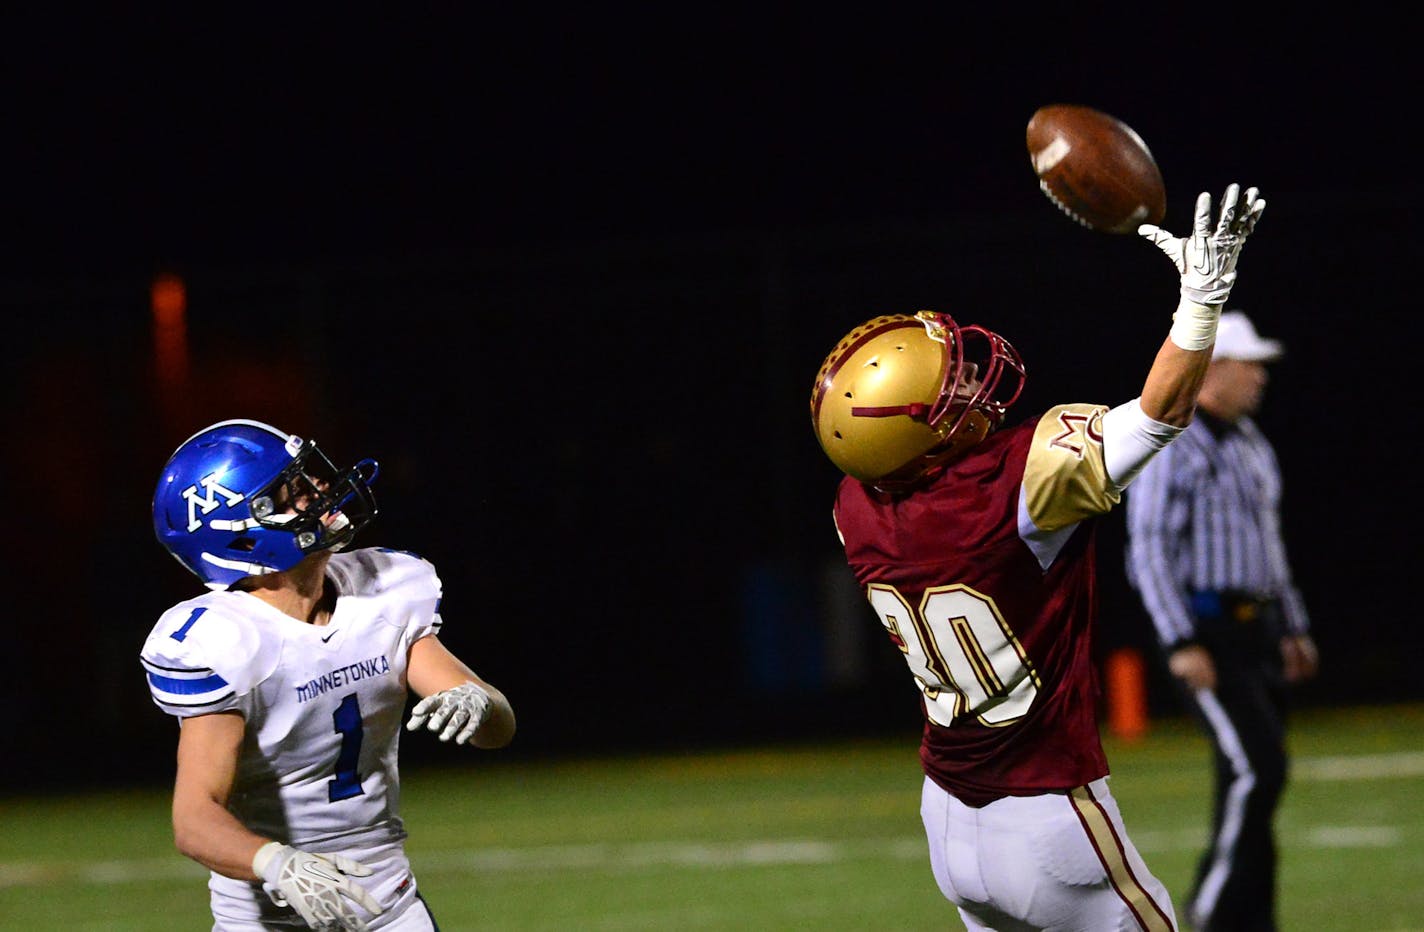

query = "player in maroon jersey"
[810,185,1265,932]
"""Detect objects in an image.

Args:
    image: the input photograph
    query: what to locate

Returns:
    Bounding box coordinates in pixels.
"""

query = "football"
[1026,104,1166,234]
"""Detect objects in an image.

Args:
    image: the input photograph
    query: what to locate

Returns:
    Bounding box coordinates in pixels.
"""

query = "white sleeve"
[1101,398,1185,492]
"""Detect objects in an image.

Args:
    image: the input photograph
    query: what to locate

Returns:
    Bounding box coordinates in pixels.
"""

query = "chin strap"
[851,402,933,419]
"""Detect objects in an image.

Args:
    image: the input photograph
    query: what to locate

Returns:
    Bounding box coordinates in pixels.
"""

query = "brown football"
[1026,104,1166,234]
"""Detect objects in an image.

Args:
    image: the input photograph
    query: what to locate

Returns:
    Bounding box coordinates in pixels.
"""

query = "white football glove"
[252,841,383,932]
[406,682,492,744]
[1139,183,1266,307]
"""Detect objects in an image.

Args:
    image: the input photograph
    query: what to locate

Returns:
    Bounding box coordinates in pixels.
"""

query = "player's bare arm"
[172,711,268,880]
[407,634,516,749]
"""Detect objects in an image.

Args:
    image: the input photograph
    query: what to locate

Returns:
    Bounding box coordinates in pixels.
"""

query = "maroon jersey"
[834,404,1120,807]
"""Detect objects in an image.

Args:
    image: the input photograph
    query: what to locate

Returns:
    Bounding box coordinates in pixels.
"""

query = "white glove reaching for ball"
[406,682,492,744]
[1140,183,1266,307]
[252,841,383,932]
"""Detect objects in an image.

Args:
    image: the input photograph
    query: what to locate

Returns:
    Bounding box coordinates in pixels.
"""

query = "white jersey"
[141,547,441,851]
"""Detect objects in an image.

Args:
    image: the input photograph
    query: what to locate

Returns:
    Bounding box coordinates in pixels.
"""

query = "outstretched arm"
[1138,184,1266,425]
[1103,184,1266,489]
[407,635,516,749]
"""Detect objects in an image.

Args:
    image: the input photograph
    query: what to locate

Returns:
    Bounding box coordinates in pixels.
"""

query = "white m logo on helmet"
[182,473,246,532]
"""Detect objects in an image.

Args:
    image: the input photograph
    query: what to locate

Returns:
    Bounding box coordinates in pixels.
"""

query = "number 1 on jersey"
[329,693,366,802]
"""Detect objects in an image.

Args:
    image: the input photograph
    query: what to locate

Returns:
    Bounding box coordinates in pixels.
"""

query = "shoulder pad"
[329,548,444,637]
[139,595,276,716]
[329,548,442,600]
[1022,403,1119,534]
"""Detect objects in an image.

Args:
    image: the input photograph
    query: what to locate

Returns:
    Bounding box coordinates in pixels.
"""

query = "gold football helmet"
[810,311,1025,489]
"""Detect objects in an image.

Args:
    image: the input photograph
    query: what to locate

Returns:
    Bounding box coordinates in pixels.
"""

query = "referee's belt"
[1190,589,1277,623]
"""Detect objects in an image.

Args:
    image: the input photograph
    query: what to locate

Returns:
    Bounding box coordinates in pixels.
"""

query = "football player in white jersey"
[142,419,515,931]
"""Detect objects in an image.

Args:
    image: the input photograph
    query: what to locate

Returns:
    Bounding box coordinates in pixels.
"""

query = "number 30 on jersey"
[866,583,1040,727]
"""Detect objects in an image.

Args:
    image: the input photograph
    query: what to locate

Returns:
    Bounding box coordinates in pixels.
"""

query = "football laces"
[1039,180,1092,229]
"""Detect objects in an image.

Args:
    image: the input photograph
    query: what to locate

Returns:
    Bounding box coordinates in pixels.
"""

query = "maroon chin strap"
[851,402,933,418]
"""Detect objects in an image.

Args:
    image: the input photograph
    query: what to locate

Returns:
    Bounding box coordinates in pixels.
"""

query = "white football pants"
[920,776,1177,931]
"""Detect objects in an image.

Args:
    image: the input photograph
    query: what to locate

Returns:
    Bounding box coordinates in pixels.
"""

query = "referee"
[1125,310,1319,932]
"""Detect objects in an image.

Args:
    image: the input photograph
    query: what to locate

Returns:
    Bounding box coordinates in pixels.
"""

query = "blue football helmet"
[153,419,379,589]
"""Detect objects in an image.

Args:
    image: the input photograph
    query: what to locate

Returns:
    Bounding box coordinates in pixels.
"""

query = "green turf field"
[2,703,1420,931]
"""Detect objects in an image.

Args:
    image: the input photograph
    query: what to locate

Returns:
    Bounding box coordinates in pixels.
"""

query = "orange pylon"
[1106,647,1149,741]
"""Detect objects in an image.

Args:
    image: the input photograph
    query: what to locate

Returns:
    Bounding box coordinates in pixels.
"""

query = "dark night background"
[4,13,1420,793]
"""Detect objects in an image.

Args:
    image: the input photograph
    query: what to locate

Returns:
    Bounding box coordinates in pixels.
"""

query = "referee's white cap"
[1213,311,1283,362]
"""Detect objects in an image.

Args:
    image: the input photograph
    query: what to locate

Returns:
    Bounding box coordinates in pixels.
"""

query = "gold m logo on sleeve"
[1047,410,1103,459]
[182,473,245,531]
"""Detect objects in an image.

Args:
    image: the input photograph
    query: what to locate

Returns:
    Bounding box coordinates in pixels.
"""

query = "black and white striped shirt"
[1124,412,1309,649]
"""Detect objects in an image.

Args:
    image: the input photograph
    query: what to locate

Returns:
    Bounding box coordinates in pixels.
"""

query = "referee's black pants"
[1176,596,1290,932]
